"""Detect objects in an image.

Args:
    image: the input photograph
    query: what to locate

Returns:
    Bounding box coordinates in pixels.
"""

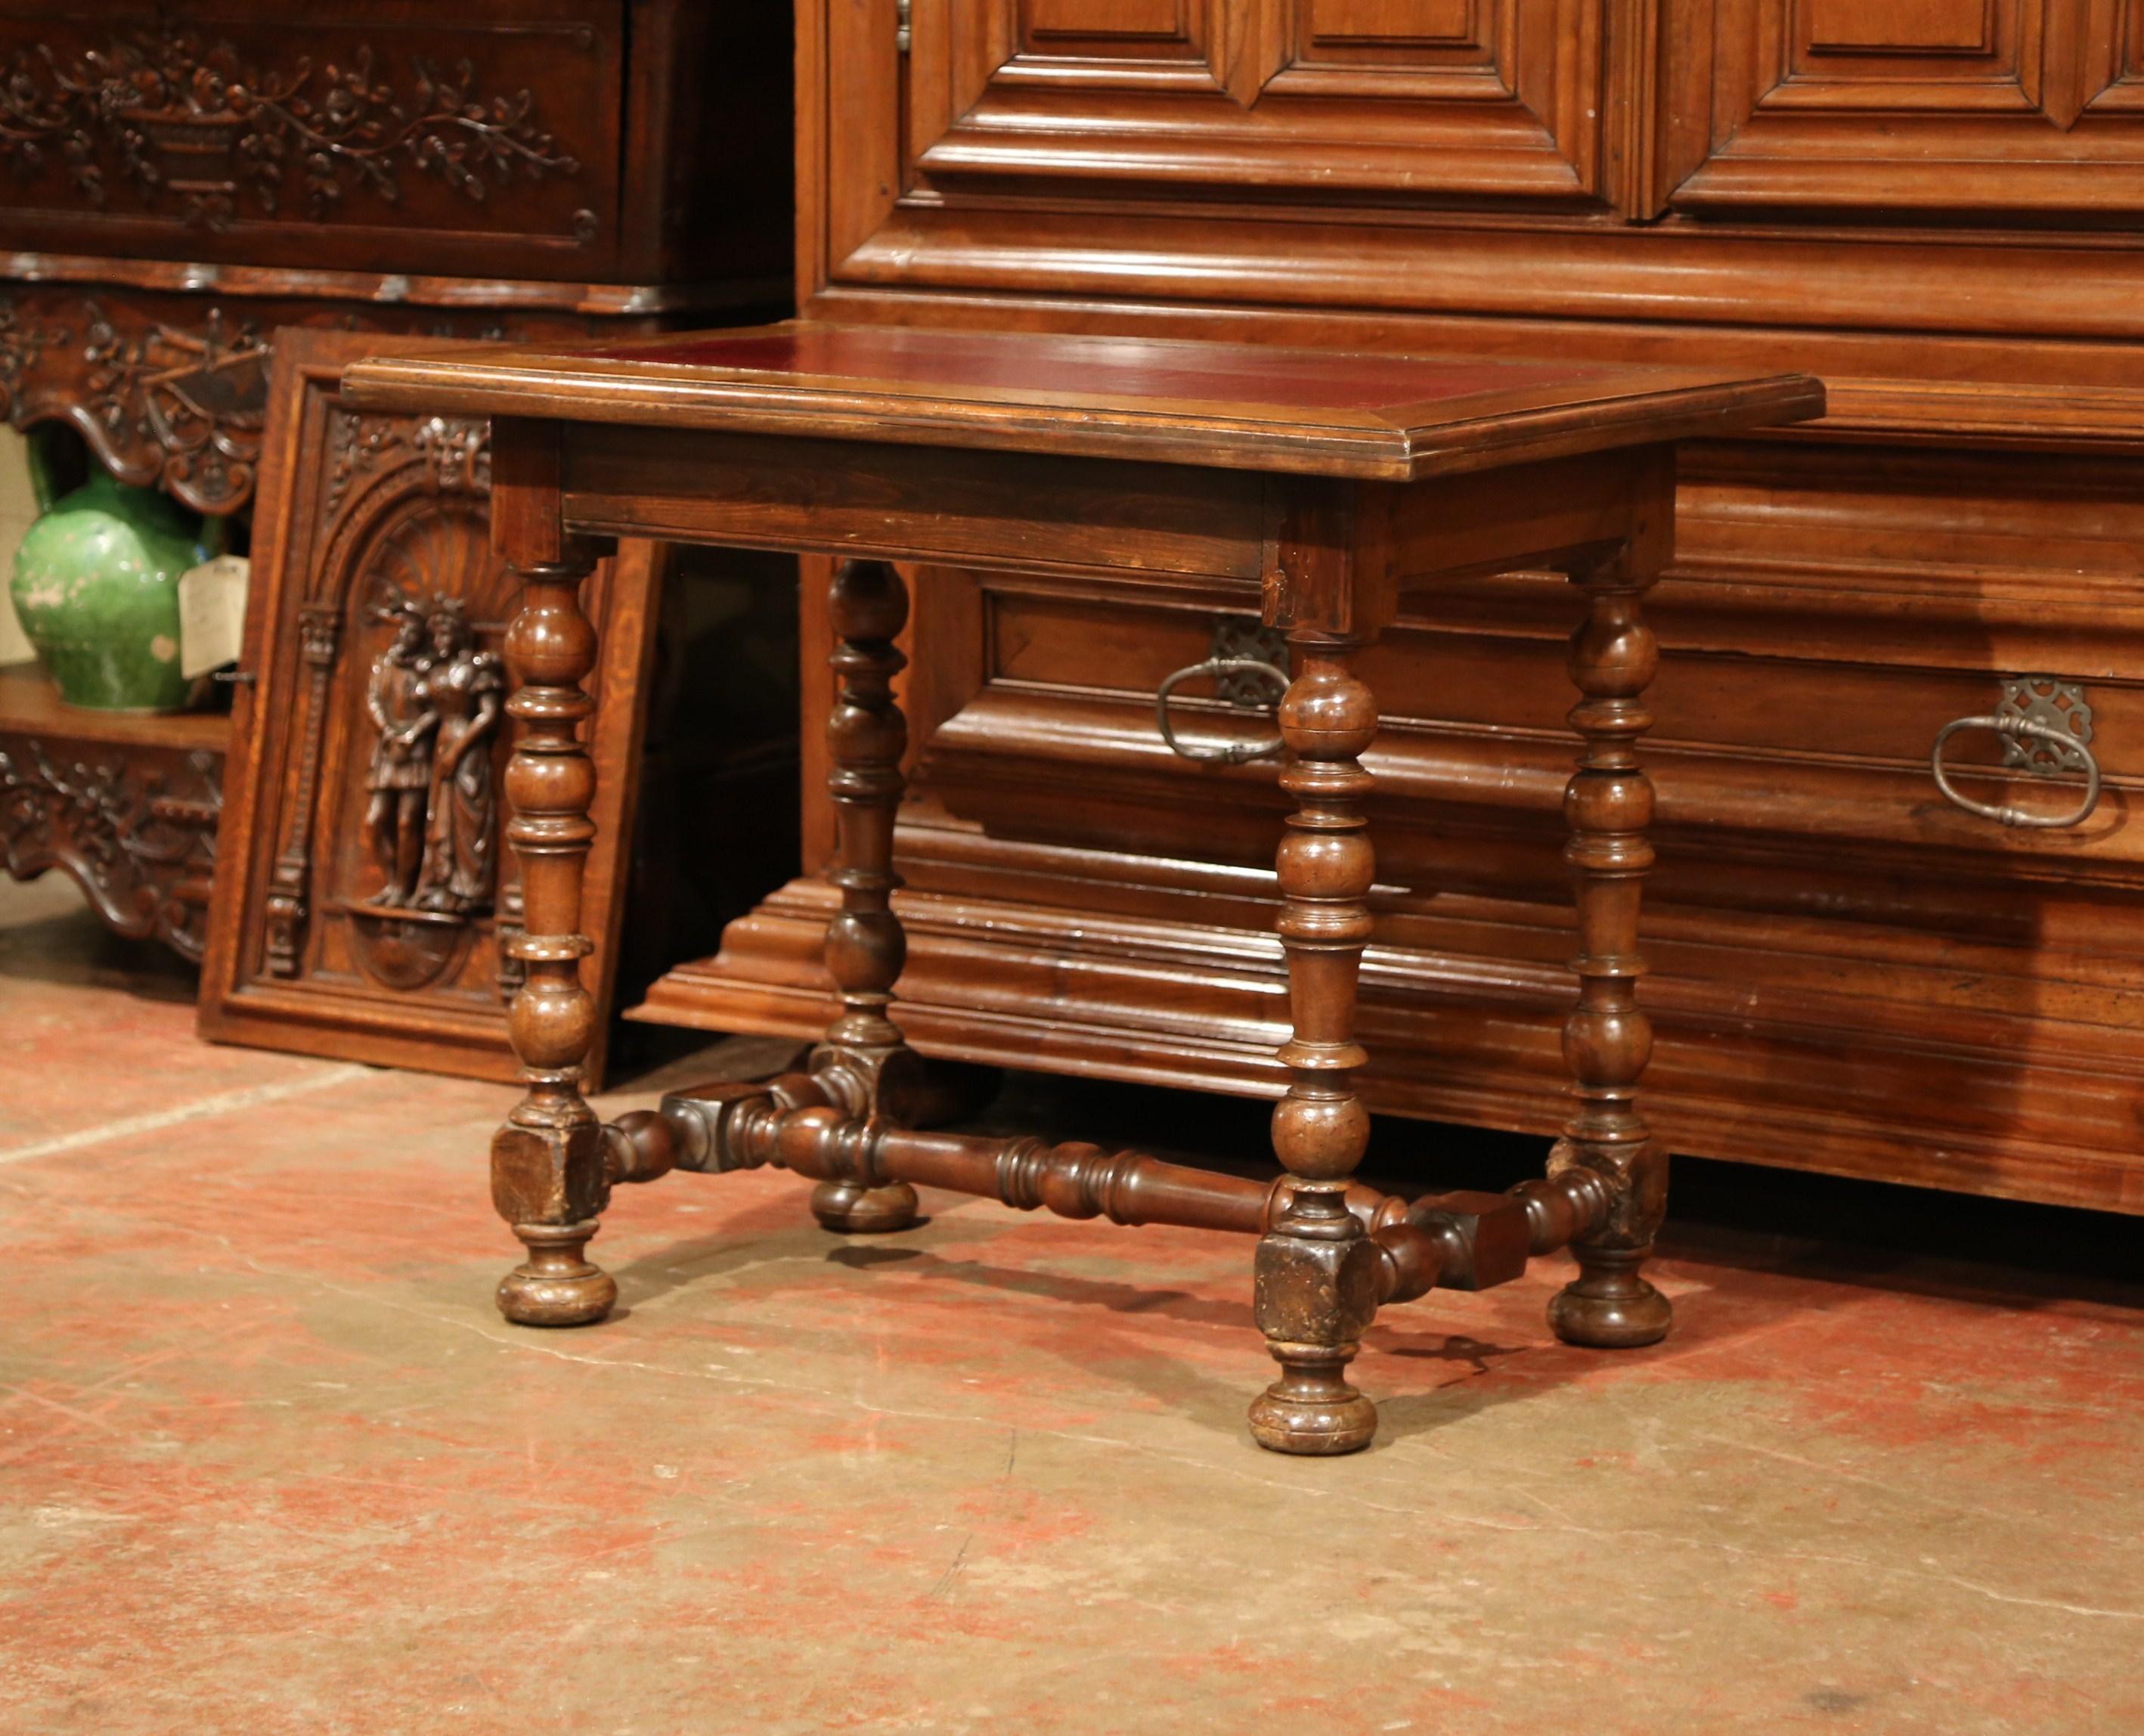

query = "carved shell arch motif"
[311,408,500,704]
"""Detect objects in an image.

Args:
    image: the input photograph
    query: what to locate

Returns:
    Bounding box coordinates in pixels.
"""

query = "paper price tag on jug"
[178,555,250,680]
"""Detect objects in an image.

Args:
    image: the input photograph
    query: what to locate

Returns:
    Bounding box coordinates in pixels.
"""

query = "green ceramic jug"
[8,446,214,712]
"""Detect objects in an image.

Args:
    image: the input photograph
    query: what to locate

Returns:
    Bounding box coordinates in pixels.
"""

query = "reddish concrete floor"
[5,874,2144,1734]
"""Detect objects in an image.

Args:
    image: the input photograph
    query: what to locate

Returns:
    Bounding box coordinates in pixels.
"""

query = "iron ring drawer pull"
[1930,715,2102,829]
[1154,658,1288,766]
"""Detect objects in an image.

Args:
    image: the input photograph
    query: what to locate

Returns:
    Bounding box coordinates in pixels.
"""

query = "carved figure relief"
[363,600,434,907]
[262,395,503,993]
[343,580,504,990]
[361,593,503,917]
[336,557,505,991]
[412,597,503,914]
[0,26,588,233]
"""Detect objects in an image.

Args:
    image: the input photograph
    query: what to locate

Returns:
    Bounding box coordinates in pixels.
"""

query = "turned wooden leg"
[491,547,615,1326]
[1248,635,1383,1455]
[1548,557,1672,1350]
[808,558,922,1233]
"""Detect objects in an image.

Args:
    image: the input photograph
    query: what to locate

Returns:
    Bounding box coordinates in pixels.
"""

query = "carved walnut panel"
[1662,0,2144,212]
[906,0,1615,207]
[197,329,659,1085]
[0,2,621,277]
[0,282,596,514]
[0,718,221,960]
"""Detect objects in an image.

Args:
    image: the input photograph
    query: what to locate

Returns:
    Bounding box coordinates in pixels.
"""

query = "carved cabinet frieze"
[0,288,269,513]
[0,24,588,235]
[0,8,619,275]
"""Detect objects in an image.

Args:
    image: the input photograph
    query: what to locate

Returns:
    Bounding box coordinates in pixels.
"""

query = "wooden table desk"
[345,324,1823,1455]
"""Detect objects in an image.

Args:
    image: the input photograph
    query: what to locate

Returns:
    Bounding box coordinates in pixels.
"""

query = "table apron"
[546,427,1676,611]
[559,425,1275,583]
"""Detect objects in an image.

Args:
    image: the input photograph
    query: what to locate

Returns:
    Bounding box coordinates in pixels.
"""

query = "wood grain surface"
[342,321,1822,481]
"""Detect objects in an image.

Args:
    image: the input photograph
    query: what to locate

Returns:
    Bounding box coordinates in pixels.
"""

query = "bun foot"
[810,1178,920,1234]
[1550,1250,1672,1349]
[497,1222,617,1326]
[1247,1348,1379,1455]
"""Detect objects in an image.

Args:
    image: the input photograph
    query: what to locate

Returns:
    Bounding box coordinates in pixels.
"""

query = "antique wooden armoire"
[637,0,2144,1214]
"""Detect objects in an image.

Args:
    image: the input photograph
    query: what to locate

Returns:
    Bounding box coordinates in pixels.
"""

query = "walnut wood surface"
[489,519,618,1326]
[194,330,661,1087]
[342,321,1820,481]
[804,558,925,1233]
[404,326,1812,1448]
[640,0,2144,1219]
[0,2,790,294]
[1550,556,1673,1350]
[617,1077,1617,1305]
[0,671,225,960]
[0,4,796,984]
[1250,632,1383,1452]
[0,670,229,752]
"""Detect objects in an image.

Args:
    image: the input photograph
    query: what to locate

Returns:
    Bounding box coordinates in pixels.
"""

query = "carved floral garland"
[0,740,222,959]
[0,26,587,232]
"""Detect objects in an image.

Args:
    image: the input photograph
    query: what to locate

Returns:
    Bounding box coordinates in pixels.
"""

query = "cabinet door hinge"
[897,0,912,54]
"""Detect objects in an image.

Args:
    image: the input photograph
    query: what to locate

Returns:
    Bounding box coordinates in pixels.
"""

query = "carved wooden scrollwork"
[327,406,490,517]
[0,276,582,515]
[0,289,268,514]
[0,26,587,234]
[0,736,222,960]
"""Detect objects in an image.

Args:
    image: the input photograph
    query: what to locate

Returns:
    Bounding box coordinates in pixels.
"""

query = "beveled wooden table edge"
[342,321,1824,481]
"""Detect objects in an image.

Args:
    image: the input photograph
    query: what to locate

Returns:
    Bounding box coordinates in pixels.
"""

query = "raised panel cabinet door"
[897,0,1619,209]
[1660,0,2144,213]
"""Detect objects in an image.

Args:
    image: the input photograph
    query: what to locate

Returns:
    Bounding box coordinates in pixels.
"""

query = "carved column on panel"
[494,876,528,1003]
[262,602,343,978]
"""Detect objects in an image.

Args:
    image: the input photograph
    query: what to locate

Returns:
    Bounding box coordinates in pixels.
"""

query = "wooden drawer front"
[974,584,2141,895]
[1662,0,2144,215]
[900,0,1617,209]
[0,2,622,277]
[878,540,2144,1208]
[916,439,2144,946]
